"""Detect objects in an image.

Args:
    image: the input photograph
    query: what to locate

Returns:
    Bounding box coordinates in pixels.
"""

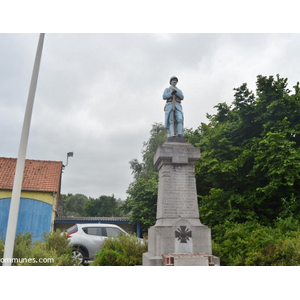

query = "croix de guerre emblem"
[175,226,192,243]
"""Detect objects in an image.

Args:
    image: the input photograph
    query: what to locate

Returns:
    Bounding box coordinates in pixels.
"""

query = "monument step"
[162,253,220,266]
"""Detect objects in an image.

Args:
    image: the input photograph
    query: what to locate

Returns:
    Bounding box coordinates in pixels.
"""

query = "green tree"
[125,123,167,232]
[141,123,168,174]
[63,193,88,216]
[129,122,167,179]
[83,195,118,217]
[125,172,158,233]
[186,74,300,228]
[58,193,72,216]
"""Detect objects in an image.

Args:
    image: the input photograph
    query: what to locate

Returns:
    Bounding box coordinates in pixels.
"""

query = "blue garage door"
[0,198,52,242]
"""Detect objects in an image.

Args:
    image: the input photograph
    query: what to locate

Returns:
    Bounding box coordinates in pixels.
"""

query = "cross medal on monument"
[175,226,192,243]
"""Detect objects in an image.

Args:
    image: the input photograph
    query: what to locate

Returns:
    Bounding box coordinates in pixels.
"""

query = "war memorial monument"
[142,76,219,266]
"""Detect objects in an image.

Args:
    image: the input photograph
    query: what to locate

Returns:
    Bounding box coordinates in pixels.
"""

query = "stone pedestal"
[143,138,214,266]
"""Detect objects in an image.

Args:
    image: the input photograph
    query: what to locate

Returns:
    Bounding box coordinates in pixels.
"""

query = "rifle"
[172,93,176,137]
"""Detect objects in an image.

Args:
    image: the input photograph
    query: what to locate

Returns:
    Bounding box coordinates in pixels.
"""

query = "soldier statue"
[163,76,184,137]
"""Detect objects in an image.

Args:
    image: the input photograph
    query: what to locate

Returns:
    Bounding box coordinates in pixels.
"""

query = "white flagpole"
[2,33,45,266]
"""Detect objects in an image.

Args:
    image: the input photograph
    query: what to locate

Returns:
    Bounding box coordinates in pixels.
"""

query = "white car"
[65,223,129,264]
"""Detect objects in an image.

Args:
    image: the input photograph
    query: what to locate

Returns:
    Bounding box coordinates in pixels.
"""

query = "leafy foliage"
[124,172,158,233]
[182,74,300,265]
[83,195,121,217]
[63,193,88,216]
[186,74,300,228]
[90,233,148,266]
[124,123,167,233]
[0,230,79,266]
[213,218,300,266]
[129,122,167,179]
[59,193,126,217]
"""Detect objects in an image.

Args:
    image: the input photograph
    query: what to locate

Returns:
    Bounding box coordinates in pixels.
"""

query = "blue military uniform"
[163,76,184,137]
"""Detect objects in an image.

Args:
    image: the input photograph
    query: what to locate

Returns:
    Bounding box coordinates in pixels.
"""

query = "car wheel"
[72,248,85,265]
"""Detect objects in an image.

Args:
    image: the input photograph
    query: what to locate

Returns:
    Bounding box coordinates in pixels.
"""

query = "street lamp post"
[2,33,45,266]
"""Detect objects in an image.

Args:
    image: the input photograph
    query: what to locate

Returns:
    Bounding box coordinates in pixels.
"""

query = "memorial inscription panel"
[155,144,200,220]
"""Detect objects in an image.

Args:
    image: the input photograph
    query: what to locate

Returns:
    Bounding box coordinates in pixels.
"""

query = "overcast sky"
[1,33,300,199]
[1,2,299,290]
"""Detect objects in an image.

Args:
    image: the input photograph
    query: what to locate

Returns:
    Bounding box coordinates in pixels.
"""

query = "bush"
[90,233,148,266]
[0,230,80,266]
[212,217,300,266]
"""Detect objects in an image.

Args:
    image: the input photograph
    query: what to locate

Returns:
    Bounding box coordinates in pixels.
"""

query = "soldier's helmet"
[169,76,178,84]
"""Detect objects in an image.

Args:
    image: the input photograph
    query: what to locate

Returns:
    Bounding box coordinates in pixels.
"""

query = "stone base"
[143,252,163,266]
[142,218,212,266]
[142,140,218,266]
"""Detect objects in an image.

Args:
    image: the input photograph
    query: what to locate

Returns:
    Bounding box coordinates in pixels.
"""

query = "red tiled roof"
[0,157,63,193]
